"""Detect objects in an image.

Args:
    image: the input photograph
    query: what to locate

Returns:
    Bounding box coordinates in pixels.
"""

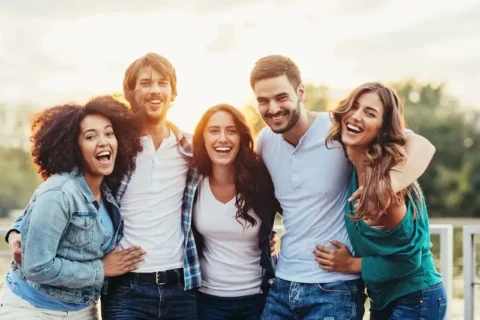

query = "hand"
[348,186,390,221]
[102,246,146,277]
[313,240,359,273]
[8,231,22,265]
[270,231,279,256]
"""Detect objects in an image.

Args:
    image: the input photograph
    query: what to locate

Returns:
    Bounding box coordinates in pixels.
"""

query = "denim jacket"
[10,168,123,305]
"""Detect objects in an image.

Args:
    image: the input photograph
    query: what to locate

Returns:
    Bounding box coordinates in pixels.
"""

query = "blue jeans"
[101,279,197,320]
[198,291,266,320]
[261,278,366,320]
[370,282,447,320]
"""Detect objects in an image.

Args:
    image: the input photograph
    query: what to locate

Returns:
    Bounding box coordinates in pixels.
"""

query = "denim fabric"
[261,278,366,320]
[197,291,267,320]
[12,168,123,305]
[369,282,447,320]
[101,279,197,320]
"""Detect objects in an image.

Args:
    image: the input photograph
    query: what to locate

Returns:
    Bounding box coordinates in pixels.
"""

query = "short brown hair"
[250,55,302,89]
[123,53,178,103]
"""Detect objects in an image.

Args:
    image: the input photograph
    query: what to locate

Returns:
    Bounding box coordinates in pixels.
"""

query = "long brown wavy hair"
[326,82,423,219]
[192,104,271,227]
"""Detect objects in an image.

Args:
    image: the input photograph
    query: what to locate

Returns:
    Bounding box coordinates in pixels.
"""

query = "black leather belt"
[113,268,184,286]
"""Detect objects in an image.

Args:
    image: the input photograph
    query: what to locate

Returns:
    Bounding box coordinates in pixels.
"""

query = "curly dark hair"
[192,104,272,228]
[31,95,143,192]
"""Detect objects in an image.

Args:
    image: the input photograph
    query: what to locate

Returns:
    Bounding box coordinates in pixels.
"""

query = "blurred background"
[0,0,479,318]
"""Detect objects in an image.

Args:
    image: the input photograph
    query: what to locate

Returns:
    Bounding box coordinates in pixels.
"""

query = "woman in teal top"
[314,82,446,319]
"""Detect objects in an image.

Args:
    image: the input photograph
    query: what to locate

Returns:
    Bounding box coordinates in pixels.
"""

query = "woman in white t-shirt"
[184,104,279,320]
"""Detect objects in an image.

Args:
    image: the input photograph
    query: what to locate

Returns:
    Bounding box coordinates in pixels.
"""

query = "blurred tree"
[391,80,480,217]
[0,104,41,212]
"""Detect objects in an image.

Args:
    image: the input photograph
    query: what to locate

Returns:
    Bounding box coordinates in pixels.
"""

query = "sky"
[1,0,479,132]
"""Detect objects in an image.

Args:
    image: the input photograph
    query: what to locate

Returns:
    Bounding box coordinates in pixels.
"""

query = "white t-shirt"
[193,177,263,297]
[119,133,189,272]
[257,112,359,283]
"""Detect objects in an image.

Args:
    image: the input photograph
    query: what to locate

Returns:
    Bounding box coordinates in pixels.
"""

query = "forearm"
[23,257,104,288]
[390,133,435,193]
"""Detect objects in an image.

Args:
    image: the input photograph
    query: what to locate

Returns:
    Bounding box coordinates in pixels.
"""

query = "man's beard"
[269,101,302,134]
[131,95,169,126]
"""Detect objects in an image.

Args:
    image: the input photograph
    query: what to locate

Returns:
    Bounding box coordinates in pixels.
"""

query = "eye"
[227,128,237,134]
[209,128,220,134]
[106,131,115,137]
[366,112,376,117]
[85,135,96,140]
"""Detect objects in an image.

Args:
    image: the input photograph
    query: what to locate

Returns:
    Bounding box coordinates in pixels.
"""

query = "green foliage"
[391,80,480,217]
[0,104,42,213]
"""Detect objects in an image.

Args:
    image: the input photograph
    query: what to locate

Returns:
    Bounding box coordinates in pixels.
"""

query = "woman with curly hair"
[314,83,446,319]
[183,104,279,319]
[0,96,145,319]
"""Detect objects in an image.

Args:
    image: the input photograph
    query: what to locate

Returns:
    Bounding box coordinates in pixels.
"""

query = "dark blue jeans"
[261,278,366,320]
[370,282,447,320]
[101,278,197,320]
[197,291,266,320]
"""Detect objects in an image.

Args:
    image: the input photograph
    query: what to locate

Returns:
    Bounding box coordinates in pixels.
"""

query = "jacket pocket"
[66,212,95,248]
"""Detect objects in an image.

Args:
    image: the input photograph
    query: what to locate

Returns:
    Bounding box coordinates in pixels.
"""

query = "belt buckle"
[156,272,167,285]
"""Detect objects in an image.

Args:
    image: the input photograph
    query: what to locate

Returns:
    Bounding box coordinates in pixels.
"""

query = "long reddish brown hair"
[326,82,423,219]
[192,104,271,227]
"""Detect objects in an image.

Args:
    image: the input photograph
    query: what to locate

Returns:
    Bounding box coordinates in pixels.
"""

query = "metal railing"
[463,225,480,320]
[430,224,454,320]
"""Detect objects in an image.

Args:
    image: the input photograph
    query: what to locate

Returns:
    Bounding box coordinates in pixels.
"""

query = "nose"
[352,108,362,121]
[218,130,228,142]
[268,101,281,115]
[150,83,161,94]
[98,135,108,146]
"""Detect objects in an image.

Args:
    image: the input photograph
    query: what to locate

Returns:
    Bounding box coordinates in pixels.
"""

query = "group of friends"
[0,53,447,319]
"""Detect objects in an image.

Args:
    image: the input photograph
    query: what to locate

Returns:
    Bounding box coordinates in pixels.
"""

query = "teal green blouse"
[344,169,442,310]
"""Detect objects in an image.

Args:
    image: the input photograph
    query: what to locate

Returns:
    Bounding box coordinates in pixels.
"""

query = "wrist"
[348,257,362,273]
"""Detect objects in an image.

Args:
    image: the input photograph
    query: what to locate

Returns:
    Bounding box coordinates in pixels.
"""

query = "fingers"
[315,257,333,270]
[329,240,345,249]
[120,246,142,256]
[348,186,363,202]
[315,244,333,254]
[124,249,146,263]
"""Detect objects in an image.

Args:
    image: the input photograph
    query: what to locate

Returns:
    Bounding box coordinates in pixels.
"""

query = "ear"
[297,83,305,103]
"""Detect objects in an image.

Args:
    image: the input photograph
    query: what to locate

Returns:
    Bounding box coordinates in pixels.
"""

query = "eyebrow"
[365,106,380,114]
[207,125,236,129]
[82,125,113,135]
[256,92,289,101]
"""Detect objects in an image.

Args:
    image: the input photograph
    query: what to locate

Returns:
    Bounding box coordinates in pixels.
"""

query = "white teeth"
[347,124,362,133]
[214,147,232,152]
[96,151,111,157]
[271,115,284,120]
[150,100,161,104]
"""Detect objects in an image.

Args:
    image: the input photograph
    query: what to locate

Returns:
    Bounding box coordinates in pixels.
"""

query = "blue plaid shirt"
[115,121,201,290]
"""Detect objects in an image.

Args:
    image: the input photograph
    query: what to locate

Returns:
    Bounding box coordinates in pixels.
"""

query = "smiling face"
[341,91,385,149]
[132,65,172,124]
[203,110,240,168]
[254,75,303,134]
[78,114,118,177]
